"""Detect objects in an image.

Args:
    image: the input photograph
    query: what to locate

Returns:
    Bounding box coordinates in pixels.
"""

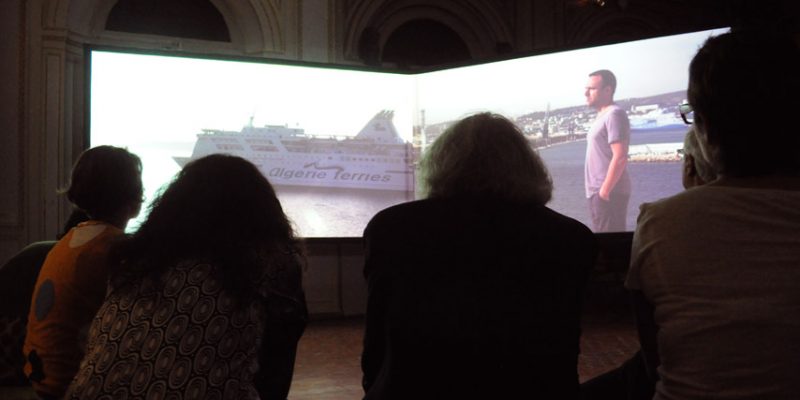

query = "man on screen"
[584,69,631,232]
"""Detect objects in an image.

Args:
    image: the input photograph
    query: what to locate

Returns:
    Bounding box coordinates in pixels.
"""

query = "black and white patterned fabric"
[65,261,269,400]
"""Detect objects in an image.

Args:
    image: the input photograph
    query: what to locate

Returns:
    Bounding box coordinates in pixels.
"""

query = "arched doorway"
[380,19,471,69]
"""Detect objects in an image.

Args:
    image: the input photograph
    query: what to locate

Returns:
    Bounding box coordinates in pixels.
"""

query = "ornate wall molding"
[37,0,287,54]
[21,0,298,242]
[341,0,514,63]
[0,0,25,235]
[563,0,728,48]
[218,0,285,55]
[566,6,662,46]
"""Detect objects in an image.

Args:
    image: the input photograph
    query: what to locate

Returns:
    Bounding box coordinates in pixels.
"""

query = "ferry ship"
[628,107,685,131]
[174,110,416,191]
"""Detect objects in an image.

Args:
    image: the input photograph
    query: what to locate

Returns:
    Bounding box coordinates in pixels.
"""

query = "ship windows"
[217,144,245,151]
[338,156,400,164]
[211,137,239,143]
[245,138,274,145]
[251,145,278,152]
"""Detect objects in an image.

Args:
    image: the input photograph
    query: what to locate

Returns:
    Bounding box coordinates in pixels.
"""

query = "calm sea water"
[127,129,686,237]
[540,128,685,233]
[277,128,686,237]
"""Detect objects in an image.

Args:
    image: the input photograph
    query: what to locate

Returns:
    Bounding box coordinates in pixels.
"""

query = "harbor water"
[129,128,687,237]
[277,128,687,237]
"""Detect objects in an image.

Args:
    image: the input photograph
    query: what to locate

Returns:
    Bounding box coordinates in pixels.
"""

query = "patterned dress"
[65,256,306,400]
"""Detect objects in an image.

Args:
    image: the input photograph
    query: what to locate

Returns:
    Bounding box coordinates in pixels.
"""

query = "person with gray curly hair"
[361,112,597,400]
[419,112,553,204]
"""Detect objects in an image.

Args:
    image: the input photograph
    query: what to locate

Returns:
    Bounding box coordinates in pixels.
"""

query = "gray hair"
[420,112,553,204]
[683,128,717,182]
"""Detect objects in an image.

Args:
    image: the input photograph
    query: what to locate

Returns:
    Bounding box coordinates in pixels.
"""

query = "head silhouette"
[116,154,297,296]
[65,145,143,225]
[688,31,800,177]
[421,112,552,204]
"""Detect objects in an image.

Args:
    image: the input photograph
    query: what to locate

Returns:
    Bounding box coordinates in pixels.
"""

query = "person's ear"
[128,198,143,219]
[693,121,717,165]
[682,154,697,189]
[683,155,697,177]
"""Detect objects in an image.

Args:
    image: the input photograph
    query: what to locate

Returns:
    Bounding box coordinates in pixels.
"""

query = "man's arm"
[599,140,628,200]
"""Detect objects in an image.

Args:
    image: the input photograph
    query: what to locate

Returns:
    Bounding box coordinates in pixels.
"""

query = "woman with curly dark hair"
[65,154,307,400]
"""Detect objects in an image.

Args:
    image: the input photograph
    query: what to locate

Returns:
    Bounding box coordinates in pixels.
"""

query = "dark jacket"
[0,241,56,386]
[361,197,597,400]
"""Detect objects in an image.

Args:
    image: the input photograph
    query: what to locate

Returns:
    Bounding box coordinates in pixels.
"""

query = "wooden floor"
[288,314,639,400]
[0,315,637,400]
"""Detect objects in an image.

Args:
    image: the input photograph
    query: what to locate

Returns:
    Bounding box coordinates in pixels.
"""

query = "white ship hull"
[175,110,416,192]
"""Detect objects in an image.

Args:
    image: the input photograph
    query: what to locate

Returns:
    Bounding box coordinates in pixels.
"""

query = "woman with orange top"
[23,145,143,399]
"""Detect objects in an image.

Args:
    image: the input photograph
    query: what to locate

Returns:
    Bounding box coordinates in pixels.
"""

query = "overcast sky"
[417,28,729,123]
[91,28,726,148]
[91,52,417,147]
[91,27,727,233]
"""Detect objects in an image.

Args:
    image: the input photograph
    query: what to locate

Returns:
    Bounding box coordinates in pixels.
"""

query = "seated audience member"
[23,146,143,399]
[625,31,800,399]
[361,113,597,399]
[680,127,717,189]
[64,154,307,400]
[0,210,88,386]
[580,127,722,400]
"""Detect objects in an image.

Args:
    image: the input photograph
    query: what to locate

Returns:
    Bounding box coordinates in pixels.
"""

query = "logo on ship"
[174,110,415,191]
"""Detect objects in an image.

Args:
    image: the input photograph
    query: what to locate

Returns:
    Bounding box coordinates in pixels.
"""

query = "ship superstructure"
[174,110,415,191]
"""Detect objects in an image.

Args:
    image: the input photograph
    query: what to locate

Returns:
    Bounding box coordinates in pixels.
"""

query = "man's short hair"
[688,31,800,177]
[589,69,617,94]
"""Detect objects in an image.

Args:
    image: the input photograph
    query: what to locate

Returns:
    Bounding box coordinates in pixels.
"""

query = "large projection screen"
[89,27,727,237]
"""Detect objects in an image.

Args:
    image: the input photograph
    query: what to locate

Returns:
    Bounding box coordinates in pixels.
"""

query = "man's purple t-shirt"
[584,104,631,198]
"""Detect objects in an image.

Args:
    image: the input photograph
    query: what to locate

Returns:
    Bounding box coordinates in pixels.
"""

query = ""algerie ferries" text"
[268,167,391,182]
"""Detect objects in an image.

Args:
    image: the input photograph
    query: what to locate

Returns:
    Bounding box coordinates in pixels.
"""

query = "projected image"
[416,28,727,232]
[91,53,417,236]
[90,27,726,237]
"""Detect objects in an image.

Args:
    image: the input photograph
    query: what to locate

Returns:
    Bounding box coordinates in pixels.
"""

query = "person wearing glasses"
[584,69,631,232]
[625,30,800,399]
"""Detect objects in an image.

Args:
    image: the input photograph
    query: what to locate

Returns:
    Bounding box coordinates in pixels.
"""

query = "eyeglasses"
[679,102,694,125]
